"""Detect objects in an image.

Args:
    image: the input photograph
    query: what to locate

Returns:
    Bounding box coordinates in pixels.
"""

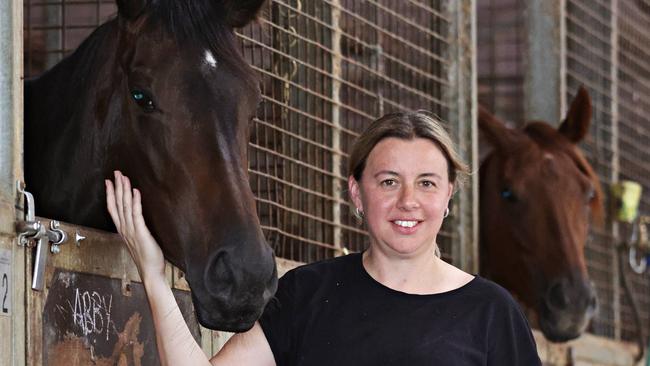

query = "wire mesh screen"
[616,0,650,342]
[476,0,526,127]
[565,0,619,339]
[239,0,461,263]
[24,0,116,78]
[23,1,471,266]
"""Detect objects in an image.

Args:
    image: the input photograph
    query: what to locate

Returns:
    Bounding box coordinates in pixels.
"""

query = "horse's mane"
[151,0,259,87]
[524,122,605,223]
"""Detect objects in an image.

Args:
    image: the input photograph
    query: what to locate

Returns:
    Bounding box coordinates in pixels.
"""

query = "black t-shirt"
[259,253,541,366]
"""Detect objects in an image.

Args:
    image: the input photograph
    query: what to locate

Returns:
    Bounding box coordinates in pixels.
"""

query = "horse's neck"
[24,21,118,229]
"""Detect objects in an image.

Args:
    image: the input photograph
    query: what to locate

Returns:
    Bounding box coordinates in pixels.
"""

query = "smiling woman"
[107,110,542,365]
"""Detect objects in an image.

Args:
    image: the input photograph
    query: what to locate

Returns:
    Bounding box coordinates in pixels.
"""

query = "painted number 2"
[1,273,7,313]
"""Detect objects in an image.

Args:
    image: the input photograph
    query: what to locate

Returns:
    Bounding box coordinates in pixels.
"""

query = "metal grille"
[616,0,650,342]
[24,0,116,77]
[23,1,472,266]
[239,0,462,263]
[476,0,526,126]
[565,0,619,339]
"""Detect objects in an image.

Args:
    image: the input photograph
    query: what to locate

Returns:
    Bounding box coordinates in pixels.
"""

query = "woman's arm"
[106,171,275,366]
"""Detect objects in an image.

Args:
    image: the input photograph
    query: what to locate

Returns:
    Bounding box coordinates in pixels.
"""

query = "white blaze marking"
[204,50,217,68]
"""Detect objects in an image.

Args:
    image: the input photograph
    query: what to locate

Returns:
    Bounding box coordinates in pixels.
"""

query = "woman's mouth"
[393,220,418,228]
[391,220,421,234]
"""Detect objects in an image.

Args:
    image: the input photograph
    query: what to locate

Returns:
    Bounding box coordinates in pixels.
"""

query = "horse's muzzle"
[539,277,597,342]
[188,243,278,332]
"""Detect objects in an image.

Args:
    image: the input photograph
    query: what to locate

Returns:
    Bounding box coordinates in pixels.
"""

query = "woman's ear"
[348,176,363,212]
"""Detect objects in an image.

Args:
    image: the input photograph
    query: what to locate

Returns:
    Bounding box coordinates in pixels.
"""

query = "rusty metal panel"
[42,269,200,366]
[17,220,199,365]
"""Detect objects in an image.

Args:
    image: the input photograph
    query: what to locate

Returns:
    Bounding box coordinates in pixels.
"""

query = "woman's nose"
[397,185,419,210]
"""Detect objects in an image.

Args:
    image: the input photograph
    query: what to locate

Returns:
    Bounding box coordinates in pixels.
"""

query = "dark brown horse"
[24,0,277,332]
[479,87,603,342]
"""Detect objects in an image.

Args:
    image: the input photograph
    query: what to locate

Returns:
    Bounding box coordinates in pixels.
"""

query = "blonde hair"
[348,110,469,190]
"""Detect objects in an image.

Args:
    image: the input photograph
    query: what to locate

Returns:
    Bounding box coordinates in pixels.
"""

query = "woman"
[106,110,541,365]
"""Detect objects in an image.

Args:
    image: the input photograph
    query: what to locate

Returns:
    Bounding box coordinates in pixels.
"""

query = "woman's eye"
[420,180,436,188]
[131,90,156,112]
[381,179,397,187]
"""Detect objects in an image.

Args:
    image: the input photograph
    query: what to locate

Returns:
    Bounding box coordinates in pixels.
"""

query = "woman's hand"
[106,171,165,283]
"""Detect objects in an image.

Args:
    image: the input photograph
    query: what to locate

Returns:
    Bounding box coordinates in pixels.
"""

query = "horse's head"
[479,87,602,342]
[104,0,276,331]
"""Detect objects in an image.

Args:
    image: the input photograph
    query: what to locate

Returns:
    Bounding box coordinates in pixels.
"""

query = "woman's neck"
[362,246,472,295]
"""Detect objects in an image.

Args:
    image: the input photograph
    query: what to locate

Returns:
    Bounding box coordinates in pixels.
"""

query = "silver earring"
[443,207,450,218]
[355,207,364,220]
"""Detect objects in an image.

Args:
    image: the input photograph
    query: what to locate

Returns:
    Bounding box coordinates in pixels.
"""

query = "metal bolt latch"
[15,181,84,291]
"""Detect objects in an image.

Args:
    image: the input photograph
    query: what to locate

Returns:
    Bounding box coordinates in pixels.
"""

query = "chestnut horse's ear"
[478,105,520,152]
[558,86,592,144]
[117,0,149,20]
[222,0,267,28]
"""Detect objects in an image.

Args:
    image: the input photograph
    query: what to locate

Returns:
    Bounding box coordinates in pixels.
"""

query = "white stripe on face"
[204,50,217,68]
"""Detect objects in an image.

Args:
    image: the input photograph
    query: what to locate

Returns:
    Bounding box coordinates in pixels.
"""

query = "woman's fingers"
[133,188,149,234]
[122,175,135,234]
[105,179,121,231]
[114,171,126,231]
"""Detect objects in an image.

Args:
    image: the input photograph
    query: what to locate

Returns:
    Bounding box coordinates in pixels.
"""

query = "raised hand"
[106,170,165,283]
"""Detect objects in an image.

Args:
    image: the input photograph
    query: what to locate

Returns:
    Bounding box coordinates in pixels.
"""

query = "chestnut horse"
[479,87,602,342]
[24,0,277,332]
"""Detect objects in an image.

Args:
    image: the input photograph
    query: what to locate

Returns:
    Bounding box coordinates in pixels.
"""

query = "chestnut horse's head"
[479,87,602,342]
[25,0,276,332]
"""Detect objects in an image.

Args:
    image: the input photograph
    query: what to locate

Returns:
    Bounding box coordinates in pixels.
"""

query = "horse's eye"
[586,186,596,202]
[501,188,517,202]
[131,90,156,112]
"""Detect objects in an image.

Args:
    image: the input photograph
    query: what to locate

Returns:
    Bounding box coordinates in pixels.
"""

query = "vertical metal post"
[447,0,478,273]
[330,0,343,253]
[609,0,621,341]
[524,0,566,125]
[0,0,25,365]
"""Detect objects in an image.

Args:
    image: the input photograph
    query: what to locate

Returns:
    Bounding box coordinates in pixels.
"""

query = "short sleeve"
[258,269,297,365]
[487,290,542,366]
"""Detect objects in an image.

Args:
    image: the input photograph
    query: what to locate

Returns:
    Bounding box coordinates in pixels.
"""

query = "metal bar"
[330,0,343,253]
[524,0,565,125]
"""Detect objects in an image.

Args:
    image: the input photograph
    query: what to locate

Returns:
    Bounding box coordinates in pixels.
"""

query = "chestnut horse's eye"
[501,188,517,202]
[586,186,596,202]
[131,90,156,112]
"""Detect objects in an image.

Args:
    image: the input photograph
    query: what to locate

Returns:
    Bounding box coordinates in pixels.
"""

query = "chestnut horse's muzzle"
[539,275,597,342]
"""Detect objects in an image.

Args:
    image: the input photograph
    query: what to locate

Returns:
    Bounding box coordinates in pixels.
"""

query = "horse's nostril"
[547,281,569,310]
[588,292,598,311]
[205,251,234,298]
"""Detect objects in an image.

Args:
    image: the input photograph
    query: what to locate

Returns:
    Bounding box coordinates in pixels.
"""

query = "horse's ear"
[117,0,149,20]
[478,105,519,152]
[222,0,267,28]
[558,86,592,144]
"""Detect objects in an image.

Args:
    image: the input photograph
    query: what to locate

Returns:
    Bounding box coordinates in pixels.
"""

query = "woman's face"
[349,137,454,257]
